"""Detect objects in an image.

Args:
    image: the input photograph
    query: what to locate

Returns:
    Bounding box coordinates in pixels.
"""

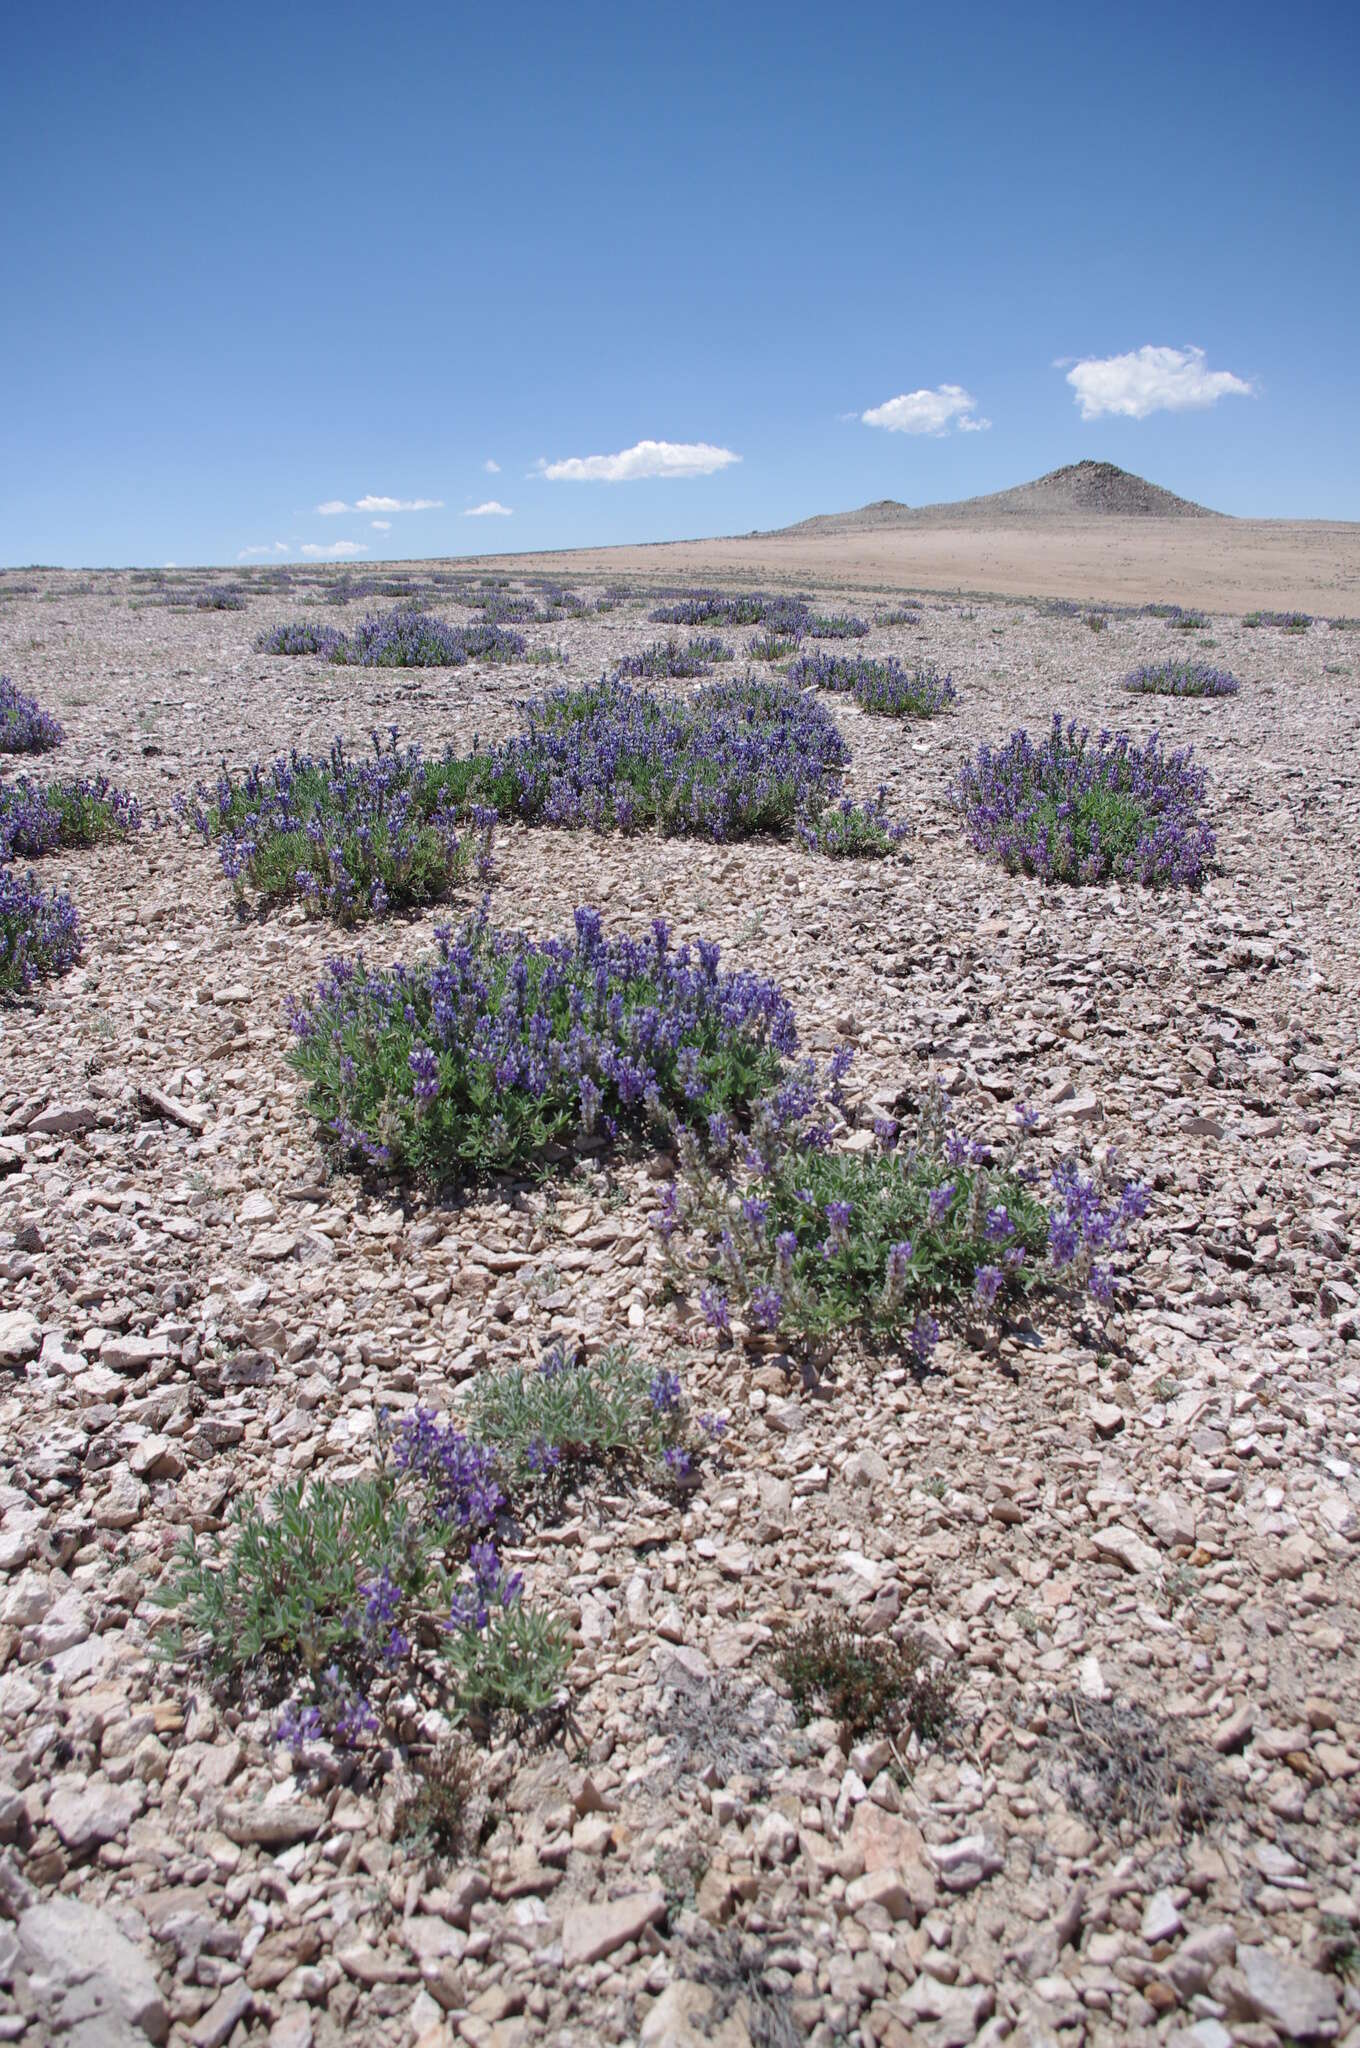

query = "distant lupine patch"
[286,904,798,1183]
[877,606,922,626]
[805,613,869,640]
[1142,603,1184,620]
[614,635,733,679]
[0,677,64,755]
[194,588,248,611]
[650,591,812,635]
[478,593,540,623]
[660,1089,1148,1357]
[0,775,142,861]
[0,868,82,994]
[1123,661,1240,699]
[1244,610,1312,632]
[956,715,1215,887]
[788,650,956,719]
[182,731,495,924]
[1167,611,1209,632]
[255,620,346,658]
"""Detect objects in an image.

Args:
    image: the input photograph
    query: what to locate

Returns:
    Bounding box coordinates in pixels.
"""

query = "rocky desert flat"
[0,557,1358,2048]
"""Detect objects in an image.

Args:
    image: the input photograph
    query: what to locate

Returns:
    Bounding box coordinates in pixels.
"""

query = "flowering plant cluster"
[876,606,922,627]
[182,730,495,923]
[659,1085,1148,1360]
[195,588,248,611]
[805,613,869,639]
[0,676,64,755]
[1168,611,1209,632]
[1243,610,1311,632]
[650,591,812,636]
[462,672,896,847]
[955,715,1215,887]
[797,791,910,858]
[747,630,803,663]
[260,607,525,668]
[614,635,734,679]
[0,774,142,861]
[286,904,798,1182]
[0,866,82,995]
[787,650,957,719]
[1122,662,1240,699]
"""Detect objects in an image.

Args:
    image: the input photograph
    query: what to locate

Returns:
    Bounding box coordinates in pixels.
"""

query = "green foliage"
[460,1343,692,1496]
[772,1616,955,1744]
[442,1600,571,1721]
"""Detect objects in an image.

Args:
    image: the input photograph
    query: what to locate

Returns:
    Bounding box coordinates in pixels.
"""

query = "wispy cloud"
[537,438,741,483]
[861,385,990,436]
[370,519,392,531]
[1064,344,1254,420]
[483,458,501,474]
[463,500,513,517]
[315,494,443,514]
[237,541,291,560]
[300,539,369,559]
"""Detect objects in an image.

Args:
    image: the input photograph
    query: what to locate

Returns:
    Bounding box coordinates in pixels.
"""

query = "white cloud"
[464,501,513,517]
[483,458,501,474]
[315,494,443,514]
[861,385,990,436]
[1064,344,1254,420]
[370,519,392,531]
[537,438,741,483]
[237,541,291,560]
[300,540,369,559]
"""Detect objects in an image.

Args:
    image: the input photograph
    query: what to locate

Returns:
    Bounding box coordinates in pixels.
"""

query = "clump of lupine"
[461,672,895,846]
[0,867,82,994]
[1244,610,1312,631]
[650,591,812,635]
[156,1422,568,1753]
[1168,611,1209,632]
[477,592,540,623]
[0,677,64,755]
[877,606,922,627]
[461,1341,721,1495]
[195,589,247,610]
[259,608,525,667]
[747,630,803,663]
[787,650,956,719]
[182,730,495,923]
[255,620,346,658]
[1123,662,1240,699]
[658,1083,1148,1361]
[0,775,141,861]
[797,791,910,858]
[806,613,869,639]
[955,715,1215,886]
[614,635,733,679]
[286,904,797,1182]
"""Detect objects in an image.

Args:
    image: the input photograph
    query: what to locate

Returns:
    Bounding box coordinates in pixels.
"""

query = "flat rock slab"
[562,1888,665,1968]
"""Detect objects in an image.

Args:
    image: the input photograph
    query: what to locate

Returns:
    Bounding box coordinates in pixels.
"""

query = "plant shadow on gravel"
[1043,1696,1224,1839]
[645,1926,803,2048]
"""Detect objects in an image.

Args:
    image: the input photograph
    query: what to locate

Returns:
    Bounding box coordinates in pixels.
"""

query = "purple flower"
[649,1369,682,1412]
[749,1285,783,1331]
[973,1264,1004,1310]
[927,1182,956,1226]
[909,1313,940,1366]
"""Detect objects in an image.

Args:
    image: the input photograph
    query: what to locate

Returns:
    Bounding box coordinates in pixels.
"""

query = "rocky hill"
[777,460,1222,534]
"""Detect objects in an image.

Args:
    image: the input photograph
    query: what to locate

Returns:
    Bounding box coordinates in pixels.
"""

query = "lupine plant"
[1122,662,1240,699]
[614,636,734,679]
[259,608,525,667]
[286,904,798,1181]
[195,589,247,610]
[805,613,869,639]
[182,730,495,922]
[0,774,141,861]
[1244,610,1311,631]
[0,868,82,994]
[747,630,803,663]
[787,651,956,719]
[0,677,64,755]
[797,791,910,858]
[658,1085,1148,1363]
[255,621,346,658]
[955,715,1215,886]
[650,592,812,636]
[876,607,922,627]
[1168,611,1209,632]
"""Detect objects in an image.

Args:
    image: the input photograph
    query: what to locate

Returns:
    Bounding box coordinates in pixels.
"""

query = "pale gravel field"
[0,564,1358,2048]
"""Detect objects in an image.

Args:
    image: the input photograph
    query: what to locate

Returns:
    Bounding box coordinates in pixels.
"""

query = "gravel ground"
[1,569,1358,2048]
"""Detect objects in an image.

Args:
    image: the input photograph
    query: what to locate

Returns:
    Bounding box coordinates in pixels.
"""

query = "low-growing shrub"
[287,904,797,1181]
[615,635,733,679]
[156,1458,568,1745]
[0,677,64,755]
[182,732,494,923]
[876,607,921,627]
[797,791,909,858]
[747,630,802,663]
[259,608,525,667]
[1244,609,1311,631]
[651,591,811,636]
[460,1340,719,1495]
[1168,611,1208,632]
[1086,612,1107,633]
[465,672,891,846]
[0,774,141,861]
[955,714,1214,886]
[772,1617,955,1744]
[659,1088,1148,1359]
[1123,661,1239,699]
[0,868,82,994]
[805,613,869,639]
[255,620,346,658]
[195,589,247,611]
[787,651,956,719]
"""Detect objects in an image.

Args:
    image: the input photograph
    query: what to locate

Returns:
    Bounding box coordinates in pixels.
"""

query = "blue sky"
[3,0,1356,566]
